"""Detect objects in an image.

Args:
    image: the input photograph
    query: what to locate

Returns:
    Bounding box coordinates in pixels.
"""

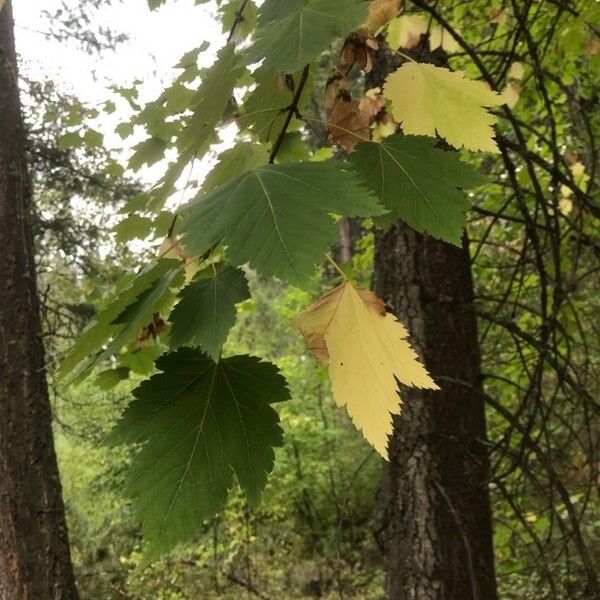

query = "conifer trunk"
[369,47,497,600]
[0,3,79,598]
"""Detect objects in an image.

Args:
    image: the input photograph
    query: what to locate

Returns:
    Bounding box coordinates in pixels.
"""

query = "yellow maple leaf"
[294,282,438,458]
[383,62,504,153]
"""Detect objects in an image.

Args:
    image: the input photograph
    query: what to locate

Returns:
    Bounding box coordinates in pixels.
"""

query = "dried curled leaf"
[364,0,402,33]
[295,282,438,458]
[326,93,371,150]
[339,31,379,73]
[358,87,386,120]
[324,72,350,109]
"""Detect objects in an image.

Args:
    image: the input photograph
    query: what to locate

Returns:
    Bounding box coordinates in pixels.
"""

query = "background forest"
[3,0,599,599]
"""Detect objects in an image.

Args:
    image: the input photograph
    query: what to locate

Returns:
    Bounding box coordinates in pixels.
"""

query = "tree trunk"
[369,48,497,600]
[0,3,79,598]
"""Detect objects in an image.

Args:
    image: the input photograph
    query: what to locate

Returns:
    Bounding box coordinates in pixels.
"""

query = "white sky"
[14,0,223,103]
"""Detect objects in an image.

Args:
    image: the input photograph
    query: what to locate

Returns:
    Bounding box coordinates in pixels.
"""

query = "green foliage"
[238,66,312,143]
[347,135,485,244]
[52,0,599,583]
[109,348,290,560]
[57,260,182,381]
[247,0,367,72]
[179,162,384,284]
[201,143,268,192]
[169,265,250,359]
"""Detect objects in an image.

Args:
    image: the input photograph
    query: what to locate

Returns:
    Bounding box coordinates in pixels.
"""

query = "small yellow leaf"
[294,282,438,458]
[489,8,508,25]
[502,82,521,108]
[571,161,590,188]
[508,62,524,80]
[372,114,397,141]
[559,161,589,210]
[158,237,198,281]
[584,37,600,57]
[383,62,504,153]
[386,15,428,49]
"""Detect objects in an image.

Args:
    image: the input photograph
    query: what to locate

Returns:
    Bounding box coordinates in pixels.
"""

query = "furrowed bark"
[0,2,79,598]
[369,45,497,600]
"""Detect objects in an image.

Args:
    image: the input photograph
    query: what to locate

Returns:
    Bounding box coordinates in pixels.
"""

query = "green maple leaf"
[110,348,290,561]
[57,259,182,382]
[178,161,384,285]
[257,0,305,26]
[238,66,312,143]
[201,143,268,192]
[247,0,367,73]
[347,135,485,245]
[169,265,250,359]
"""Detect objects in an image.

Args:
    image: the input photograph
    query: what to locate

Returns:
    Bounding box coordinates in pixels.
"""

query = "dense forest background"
[2,0,598,598]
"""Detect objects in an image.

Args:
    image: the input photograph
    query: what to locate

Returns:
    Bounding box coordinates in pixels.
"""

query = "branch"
[268,64,310,164]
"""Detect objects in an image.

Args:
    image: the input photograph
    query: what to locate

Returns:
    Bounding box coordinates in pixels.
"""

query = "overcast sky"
[13,0,223,103]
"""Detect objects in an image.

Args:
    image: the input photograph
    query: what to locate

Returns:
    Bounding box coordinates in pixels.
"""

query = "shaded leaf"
[110,348,289,561]
[347,135,485,244]
[169,266,250,359]
[179,161,384,284]
[247,0,367,73]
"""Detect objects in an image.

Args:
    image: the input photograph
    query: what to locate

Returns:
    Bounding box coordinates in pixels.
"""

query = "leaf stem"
[268,64,310,164]
[325,253,348,280]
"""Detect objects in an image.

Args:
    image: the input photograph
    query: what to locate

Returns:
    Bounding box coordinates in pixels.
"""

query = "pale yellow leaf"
[386,14,428,49]
[294,282,438,458]
[383,62,504,153]
[0,0,6,12]
[429,25,461,53]
[558,197,573,215]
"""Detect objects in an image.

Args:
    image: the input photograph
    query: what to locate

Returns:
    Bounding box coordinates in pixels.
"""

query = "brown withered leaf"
[275,72,295,93]
[358,87,386,120]
[306,332,329,364]
[364,0,402,33]
[137,312,167,346]
[324,72,350,109]
[339,31,379,73]
[327,93,370,150]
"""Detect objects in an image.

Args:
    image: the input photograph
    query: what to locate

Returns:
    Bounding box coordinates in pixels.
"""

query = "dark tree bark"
[369,47,497,600]
[0,3,79,598]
